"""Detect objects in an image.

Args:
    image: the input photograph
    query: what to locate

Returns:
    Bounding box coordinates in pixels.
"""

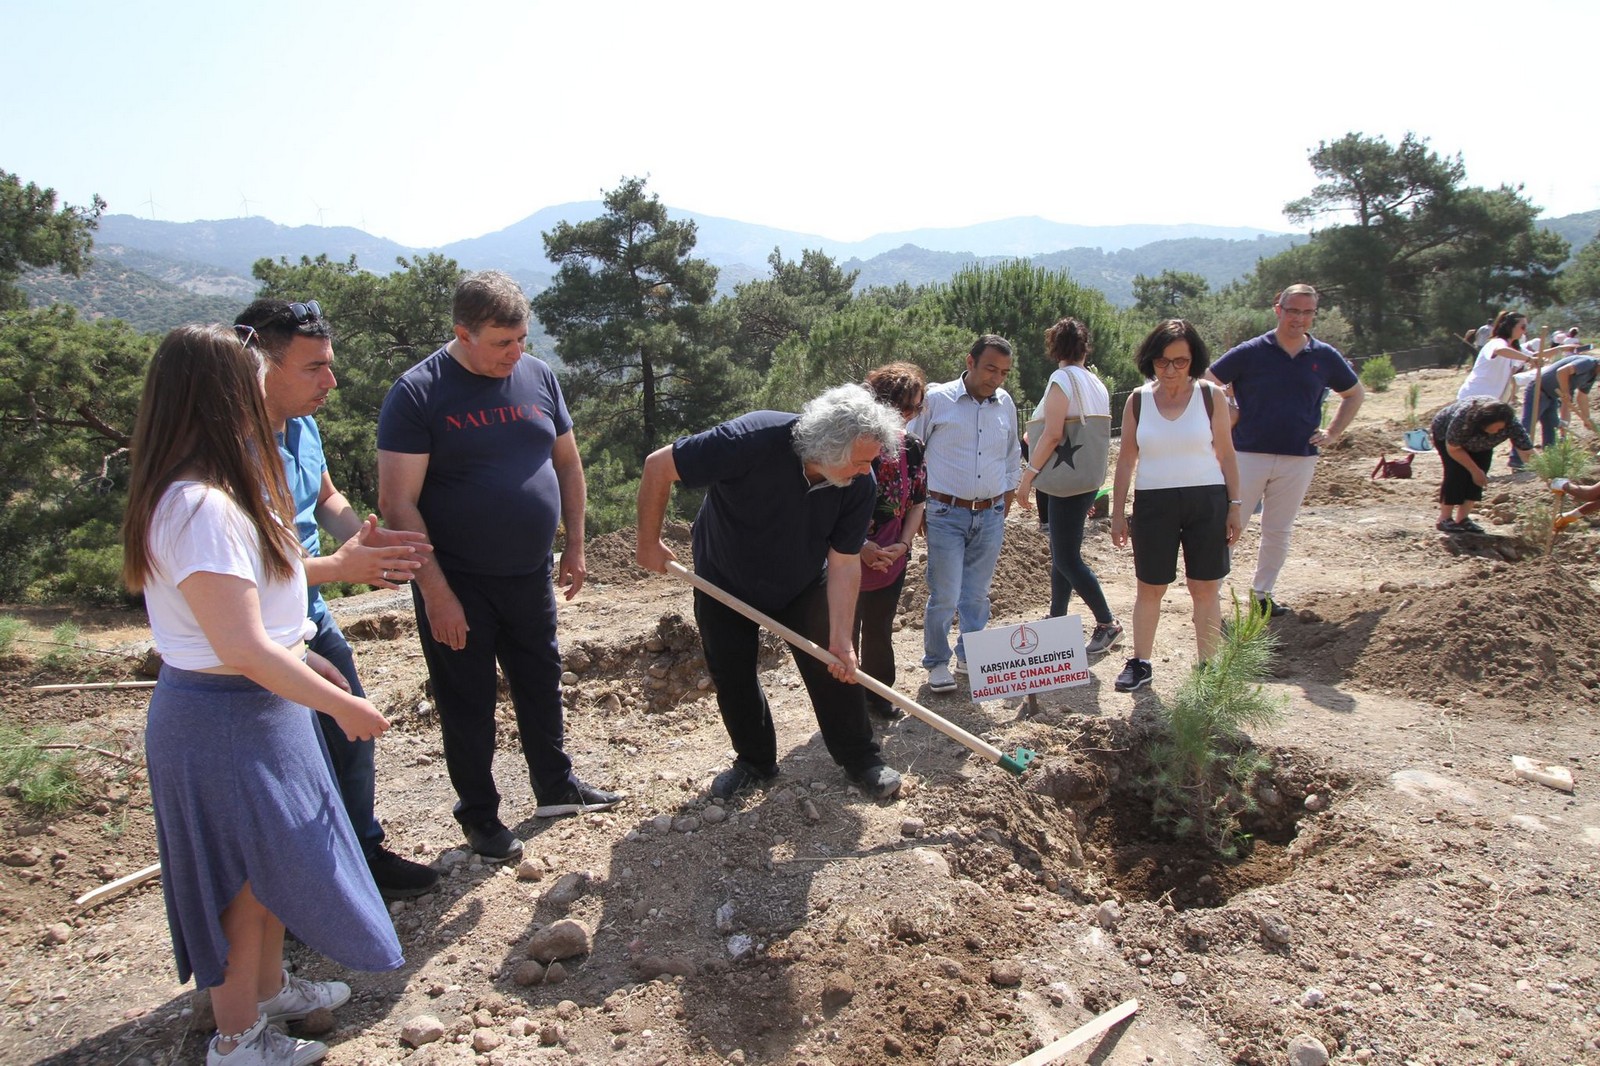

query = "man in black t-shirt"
[635,385,906,800]
[377,271,620,862]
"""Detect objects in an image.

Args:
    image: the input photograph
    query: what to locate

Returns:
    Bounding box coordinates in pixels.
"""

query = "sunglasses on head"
[233,324,260,349]
[284,300,321,324]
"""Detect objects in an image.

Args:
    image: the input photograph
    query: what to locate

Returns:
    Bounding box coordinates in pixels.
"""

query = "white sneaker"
[207,1012,327,1066]
[928,663,958,692]
[259,969,350,1024]
[951,657,968,677]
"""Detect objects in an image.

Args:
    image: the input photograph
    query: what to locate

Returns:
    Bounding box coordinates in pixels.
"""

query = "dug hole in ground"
[2,366,1599,1066]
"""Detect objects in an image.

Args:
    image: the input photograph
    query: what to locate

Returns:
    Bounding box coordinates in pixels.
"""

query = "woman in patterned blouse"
[855,363,929,720]
[1430,397,1536,533]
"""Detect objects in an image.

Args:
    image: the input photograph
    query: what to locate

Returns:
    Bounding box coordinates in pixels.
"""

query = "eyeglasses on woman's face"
[1154,357,1191,372]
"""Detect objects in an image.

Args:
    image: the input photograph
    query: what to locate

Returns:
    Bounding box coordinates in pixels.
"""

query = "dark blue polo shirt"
[673,412,875,614]
[1210,331,1359,457]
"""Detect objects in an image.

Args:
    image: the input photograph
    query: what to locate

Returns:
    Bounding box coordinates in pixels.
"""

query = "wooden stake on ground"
[1006,998,1140,1066]
[30,681,157,692]
[75,862,161,909]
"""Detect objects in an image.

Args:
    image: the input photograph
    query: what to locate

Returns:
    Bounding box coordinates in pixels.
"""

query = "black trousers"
[412,565,574,827]
[853,568,907,712]
[694,577,880,775]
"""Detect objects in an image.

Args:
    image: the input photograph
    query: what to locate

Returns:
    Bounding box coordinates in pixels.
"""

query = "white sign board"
[962,615,1090,702]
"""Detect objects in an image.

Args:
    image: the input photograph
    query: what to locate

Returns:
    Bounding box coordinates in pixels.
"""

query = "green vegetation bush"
[0,615,24,656]
[0,725,84,815]
[1359,354,1396,392]
[1531,434,1597,483]
[1145,595,1286,857]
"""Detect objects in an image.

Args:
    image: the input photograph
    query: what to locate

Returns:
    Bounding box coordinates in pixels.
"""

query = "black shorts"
[1130,484,1231,585]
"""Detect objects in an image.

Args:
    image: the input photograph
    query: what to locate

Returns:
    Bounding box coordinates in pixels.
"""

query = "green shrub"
[1359,354,1396,393]
[0,616,23,657]
[1405,382,1421,425]
[0,726,83,815]
[1531,434,1597,483]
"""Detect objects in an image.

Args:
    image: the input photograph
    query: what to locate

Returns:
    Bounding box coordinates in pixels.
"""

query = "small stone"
[401,1014,445,1047]
[1257,785,1282,806]
[1095,900,1122,930]
[512,960,545,986]
[1304,793,1328,812]
[801,800,821,823]
[472,1028,502,1052]
[673,815,702,833]
[726,934,754,960]
[649,814,674,835]
[555,1000,579,1019]
[884,1034,905,1055]
[1288,1033,1329,1066]
[715,902,735,932]
[516,859,544,881]
[900,817,925,837]
[821,974,855,1011]
[560,671,578,686]
[526,918,593,961]
[545,961,569,983]
[299,1008,335,1036]
[43,923,72,945]
[701,805,727,825]
[1257,911,1293,945]
[4,848,42,868]
[989,960,1023,987]
[1170,972,1187,987]
[1301,988,1325,1008]
[539,1022,564,1046]
[544,871,590,906]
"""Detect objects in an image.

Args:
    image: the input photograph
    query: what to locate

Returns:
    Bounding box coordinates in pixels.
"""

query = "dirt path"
[4,368,1600,1065]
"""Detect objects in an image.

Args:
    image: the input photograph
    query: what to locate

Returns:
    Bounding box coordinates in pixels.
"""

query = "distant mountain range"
[21,203,1598,333]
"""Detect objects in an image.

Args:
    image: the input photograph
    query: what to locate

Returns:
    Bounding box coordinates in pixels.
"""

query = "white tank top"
[1133,382,1225,490]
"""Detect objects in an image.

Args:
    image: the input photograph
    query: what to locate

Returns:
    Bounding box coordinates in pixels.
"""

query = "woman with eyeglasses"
[1109,320,1242,693]
[1017,317,1121,657]
[854,362,929,719]
[122,324,401,1065]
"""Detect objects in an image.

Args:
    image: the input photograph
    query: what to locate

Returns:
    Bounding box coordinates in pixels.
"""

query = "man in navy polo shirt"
[1207,284,1363,617]
[377,271,620,864]
[635,384,906,800]
[237,297,441,900]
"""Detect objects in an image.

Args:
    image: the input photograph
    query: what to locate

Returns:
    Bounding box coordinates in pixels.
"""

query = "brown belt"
[928,490,1003,511]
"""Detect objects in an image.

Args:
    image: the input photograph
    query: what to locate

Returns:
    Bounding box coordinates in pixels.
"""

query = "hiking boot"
[927,663,958,693]
[259,969,350,1024]
[1085,621,1123,655]
[1113,658,1152,692]
[461,818,523,863]
[710,759,778,800]
[951,657,968,677]
[534,780,623,818]
[367,846,439,901]
[850,763,903,800]
[1253,593,1288,618]
[207,1012,326,1066]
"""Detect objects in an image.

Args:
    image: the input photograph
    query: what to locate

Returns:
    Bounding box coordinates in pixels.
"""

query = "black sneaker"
[1253,594,1289,618]
[1456,518,1486,534]
[534,780,623,818]
[864,695,904,721]
[1113,658,1152,692]
[368,845,440,900]
[849,763,903,800]
[461,818,523,862]
[710,758,778,799]
[1085,621,1123,655]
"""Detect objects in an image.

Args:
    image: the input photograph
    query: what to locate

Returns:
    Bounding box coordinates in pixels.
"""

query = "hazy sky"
[5,0,1596,249]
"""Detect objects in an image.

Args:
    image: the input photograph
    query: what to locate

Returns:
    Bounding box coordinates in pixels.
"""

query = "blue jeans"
[922,501,1006,666]
[309,611,384,857]
[1515,387,1560,454]
[1045,490,1113,624]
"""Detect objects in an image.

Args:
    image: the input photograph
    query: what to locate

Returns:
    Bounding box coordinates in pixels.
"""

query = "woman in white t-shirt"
[1457,311,1536,403]
[121,325,401,1066]
[1109,320,1242,694]
[1018,317,1121,656]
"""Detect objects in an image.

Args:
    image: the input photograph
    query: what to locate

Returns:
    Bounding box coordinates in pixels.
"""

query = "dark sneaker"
[368,846,440,901]
[710,759,778,800]
[534,780,623,818]
[864,695,904,721]
[461,818,523,862]
[850,763,903,799]
[1085,621,1123,655]
[1113,658,1152,692]
[1436,518,1462,533]
[1456,518,1486,534]
[1253,594,1288,618]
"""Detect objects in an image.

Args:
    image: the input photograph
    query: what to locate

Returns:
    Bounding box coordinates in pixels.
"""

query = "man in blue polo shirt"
[237,297,441,900]
[1207,284,1363,617]
[635,385,905,800]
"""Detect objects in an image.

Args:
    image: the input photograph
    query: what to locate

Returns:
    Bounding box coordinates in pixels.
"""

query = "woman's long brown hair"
[121,324,299,592]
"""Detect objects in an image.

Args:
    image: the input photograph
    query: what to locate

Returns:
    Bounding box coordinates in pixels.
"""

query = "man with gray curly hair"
[636,385,905,799]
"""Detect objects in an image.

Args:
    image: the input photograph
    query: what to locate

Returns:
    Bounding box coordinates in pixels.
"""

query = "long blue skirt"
[145,665,404,988]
